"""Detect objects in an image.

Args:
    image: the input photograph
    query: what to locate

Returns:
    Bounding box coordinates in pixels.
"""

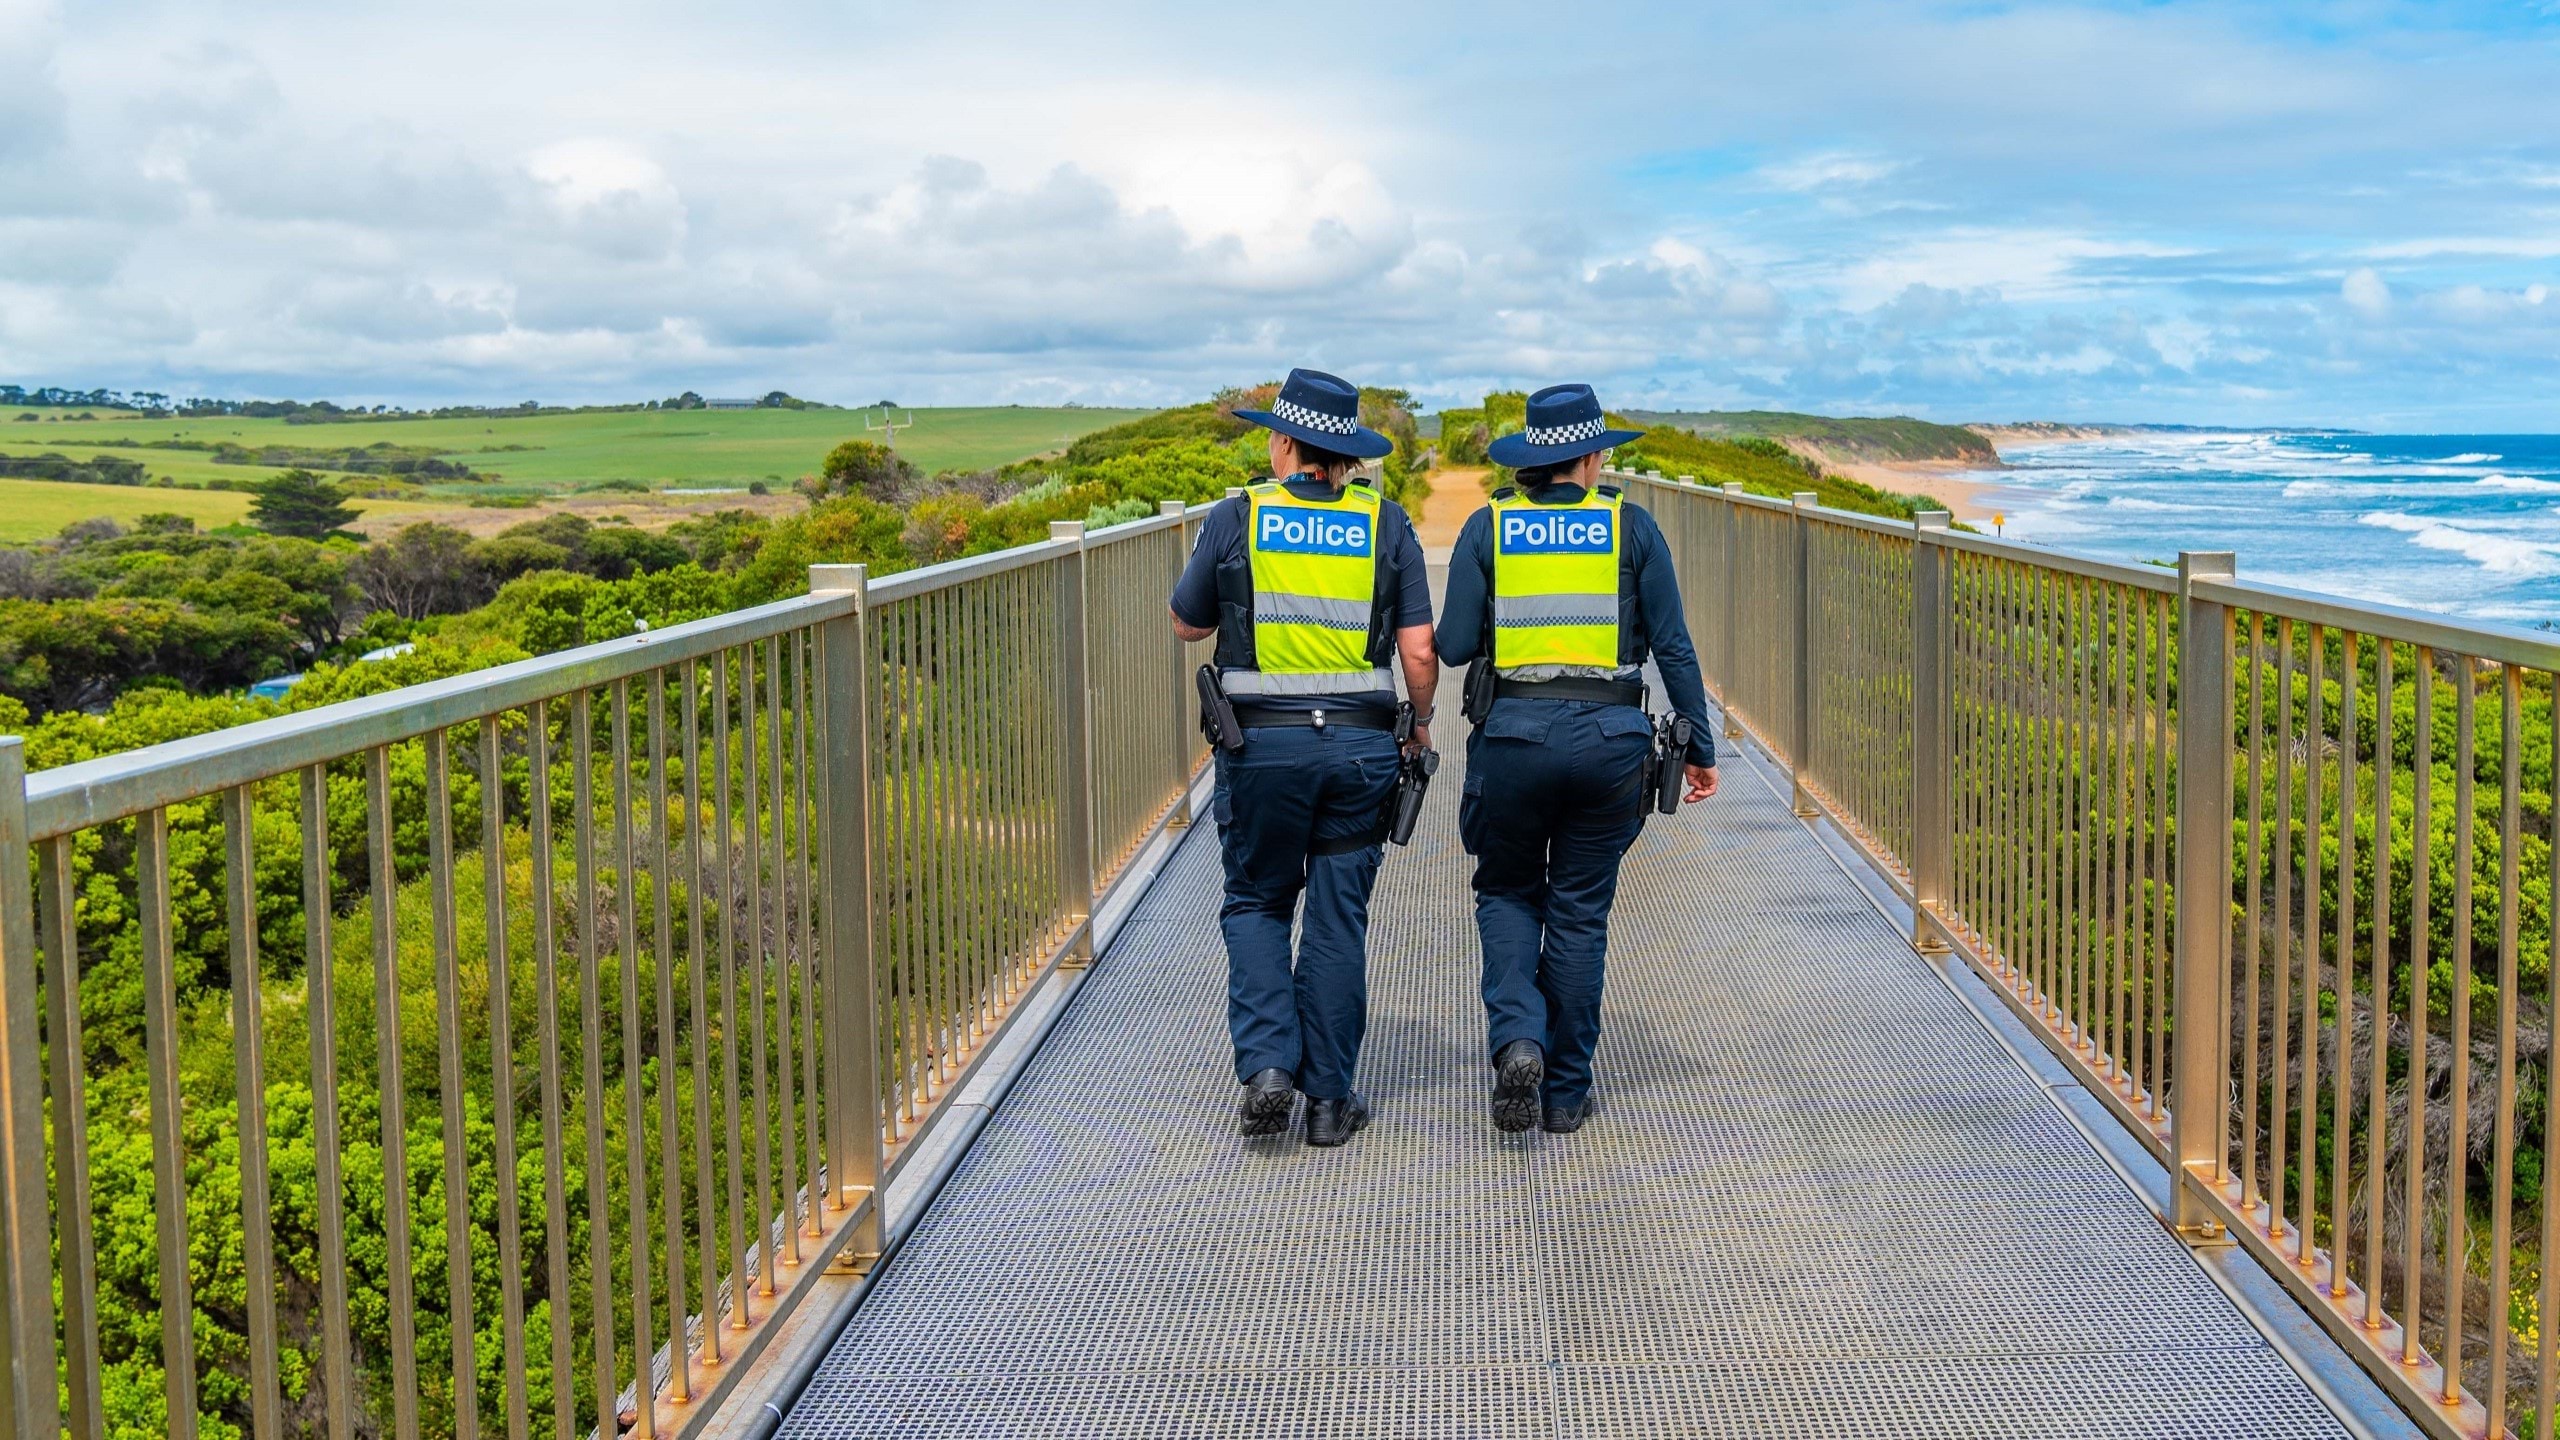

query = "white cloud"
[2342,267,2391,316]
[1760,152,1902,191]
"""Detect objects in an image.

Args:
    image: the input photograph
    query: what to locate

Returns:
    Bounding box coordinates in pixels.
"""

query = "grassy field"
[0,476,443,542]
[0,403,1157,497]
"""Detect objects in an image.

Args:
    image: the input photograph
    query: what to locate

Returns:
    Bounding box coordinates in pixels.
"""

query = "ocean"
[1984,432,2560,628]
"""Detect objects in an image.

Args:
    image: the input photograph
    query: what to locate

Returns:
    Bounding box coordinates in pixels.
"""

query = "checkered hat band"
[1271,396,1358,436]
[1523,417,1607,445]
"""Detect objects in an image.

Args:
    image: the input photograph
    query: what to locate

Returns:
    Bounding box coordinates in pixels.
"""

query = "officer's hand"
[1405,722,1431,756]
[1685,764,1719,803]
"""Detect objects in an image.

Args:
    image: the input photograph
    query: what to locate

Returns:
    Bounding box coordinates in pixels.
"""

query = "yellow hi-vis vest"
[1225,479,1392,696]
[1490,485,1624,675]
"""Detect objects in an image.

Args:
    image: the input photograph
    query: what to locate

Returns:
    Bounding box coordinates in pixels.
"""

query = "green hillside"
[1610,426,1950,520]
[0,403,1156,499]
[1622,409,1998,466]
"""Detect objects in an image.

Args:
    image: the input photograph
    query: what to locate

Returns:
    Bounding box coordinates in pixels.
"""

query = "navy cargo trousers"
[1459,699,1653,1107]
[1212,724,1402,1101]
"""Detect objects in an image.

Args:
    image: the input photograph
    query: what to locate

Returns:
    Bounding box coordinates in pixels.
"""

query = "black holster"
[1648,713,1693,815]
[1461,658,1496,725]
[1196,664,1244,753]
[1385,748,1439,846]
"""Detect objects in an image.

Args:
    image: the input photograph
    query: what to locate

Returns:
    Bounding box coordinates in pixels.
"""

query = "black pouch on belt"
[1196,664,1245,753]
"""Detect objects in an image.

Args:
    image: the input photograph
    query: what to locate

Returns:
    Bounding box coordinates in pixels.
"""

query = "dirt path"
[1414,466,1488,560]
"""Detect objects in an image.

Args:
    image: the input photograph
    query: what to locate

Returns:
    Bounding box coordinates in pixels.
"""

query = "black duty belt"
[1491,676,1645,708]
[1230,703,1398,733]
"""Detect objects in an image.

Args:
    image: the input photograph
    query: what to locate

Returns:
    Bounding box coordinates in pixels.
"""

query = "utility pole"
[865,409,917,447]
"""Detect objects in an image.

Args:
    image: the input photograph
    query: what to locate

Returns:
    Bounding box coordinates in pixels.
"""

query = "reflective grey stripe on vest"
[1221,668,1396,696]
[1252,590,1370,632]
[1492,592,1618,628]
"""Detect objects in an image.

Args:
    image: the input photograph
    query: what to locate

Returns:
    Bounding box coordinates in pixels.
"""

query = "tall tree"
[248,468,358,539]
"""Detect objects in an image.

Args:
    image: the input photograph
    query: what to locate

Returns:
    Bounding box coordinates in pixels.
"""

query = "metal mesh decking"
[784,735,2355,1438]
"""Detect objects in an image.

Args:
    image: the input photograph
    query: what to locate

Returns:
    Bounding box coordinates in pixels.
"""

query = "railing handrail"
[2196,571,2560,672]
[1615,469,2181,592]
[24,590,856,841]
[20,502,1217,845]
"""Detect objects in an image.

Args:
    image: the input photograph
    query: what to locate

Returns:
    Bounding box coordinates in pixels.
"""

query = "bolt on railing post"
[1161,501,1195,828]
[1051,522,1098,965]
[809,565,884,1258]
[1909,512,1955,954]
[1790,491,1818,816]
[0,739,61,1440]
[1719,483,1744,742]
[2171,550,2238,1245]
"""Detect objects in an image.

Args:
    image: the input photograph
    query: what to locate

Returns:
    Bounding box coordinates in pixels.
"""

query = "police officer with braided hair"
[1169,369,1438,1147]
[1436,383,1717,1135]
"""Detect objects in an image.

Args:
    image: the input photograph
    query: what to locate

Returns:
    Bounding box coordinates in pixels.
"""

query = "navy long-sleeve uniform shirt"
[1169,475,1434,713]
[1435,481,1716,767]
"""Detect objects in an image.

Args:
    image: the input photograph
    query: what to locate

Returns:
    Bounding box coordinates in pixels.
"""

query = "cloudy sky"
[4,0,2559,427]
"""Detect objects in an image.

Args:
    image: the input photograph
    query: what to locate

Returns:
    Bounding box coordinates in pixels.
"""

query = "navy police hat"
[1486,383,1646,468]
[1233,368,1395,461]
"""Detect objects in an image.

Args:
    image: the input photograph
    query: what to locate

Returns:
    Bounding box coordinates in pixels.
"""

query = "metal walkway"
[782,731,2374,1438]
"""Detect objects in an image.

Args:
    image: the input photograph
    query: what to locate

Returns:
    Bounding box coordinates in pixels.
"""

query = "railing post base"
[2167,1169,2237,1249]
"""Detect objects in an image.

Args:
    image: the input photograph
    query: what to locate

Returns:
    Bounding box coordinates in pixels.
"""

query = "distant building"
[705,397,759,410]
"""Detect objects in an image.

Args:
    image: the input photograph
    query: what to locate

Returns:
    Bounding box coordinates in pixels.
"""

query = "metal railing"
[1628,466,2560,1440]
[0,509,1210,1440]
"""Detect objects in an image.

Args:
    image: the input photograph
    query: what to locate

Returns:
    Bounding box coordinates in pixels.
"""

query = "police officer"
[1436,383,1717,1135]
[1169,369,1438,1146]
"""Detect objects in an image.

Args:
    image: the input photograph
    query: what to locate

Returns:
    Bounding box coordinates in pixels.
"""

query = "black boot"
[1304,1092,1372,1147]
[1490,1040,1544,1134]
[1542,1095,1593,1134]
[1238,1068,1296,1137]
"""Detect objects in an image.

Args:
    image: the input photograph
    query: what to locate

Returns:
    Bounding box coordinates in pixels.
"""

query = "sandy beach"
[1827,457,2019,526]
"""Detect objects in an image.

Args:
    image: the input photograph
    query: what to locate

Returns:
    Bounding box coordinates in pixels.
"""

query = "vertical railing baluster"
[2443,659,2476,1404]
[2540,675,2560,1439]
[425,731,482,1440]
[480,719,531,1440]
[614,679,659,1436]
[570,690,619,1440]
[2299,627,2324,1269]
[36,828,100,1440]
[300,764,354,1440]
[2486,664,2523,1434]
[792,635,825,1230]
[2240,614,2265,1211]
[2402,651,2432,1368]
[527,705,577,1440]
[681,660,724,1355]
[647,674,690,1406]
[2364,640,2392,1328]
[0,740,55,1440]
[222,783,284,1440]
[2269,620,2294,1249]
[367,746,421,1440]
[762,640,800,1270]
[711,651,750,1326]
[2330,632,2359,1300]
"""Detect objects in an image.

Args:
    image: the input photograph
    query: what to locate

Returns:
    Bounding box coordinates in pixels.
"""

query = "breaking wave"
[2359,511,2560,577]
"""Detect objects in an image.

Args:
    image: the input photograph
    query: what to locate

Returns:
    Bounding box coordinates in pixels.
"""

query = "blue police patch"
[1498,509,1616,555]
[1255,505,1373,558]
